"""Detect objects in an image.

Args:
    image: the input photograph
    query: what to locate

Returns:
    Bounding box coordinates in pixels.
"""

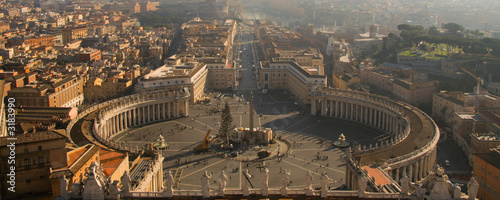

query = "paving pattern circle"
[114,91,384,190]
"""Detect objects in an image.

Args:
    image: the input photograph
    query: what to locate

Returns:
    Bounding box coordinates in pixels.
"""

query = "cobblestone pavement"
[115,91,384,191]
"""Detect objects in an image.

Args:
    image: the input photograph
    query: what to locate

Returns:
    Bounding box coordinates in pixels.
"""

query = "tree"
[219,101,233,144]
[428,26,440,36]
[397,24,413,31]
[443,23,464,35]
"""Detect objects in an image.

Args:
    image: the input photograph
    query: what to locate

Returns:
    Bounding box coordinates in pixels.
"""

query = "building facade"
[0,130,67,199]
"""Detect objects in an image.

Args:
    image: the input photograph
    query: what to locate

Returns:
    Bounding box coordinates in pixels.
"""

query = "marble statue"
[280,169,290,190]
[358,175,367,194]
[432,164,440,174]
[320,172,330,198]
[201,171,212,198]
[467,177,478,200]
[453,183,461,199]
[82,164,104,200]
[108,180,120,200]
[260,168,269,196]
[305,171,314,196]
[400,171,409,194]
[305,171,313,190]
[59,176,68,197]
[280,169,291,196]
[165,171,174,197]
[120,171,131,194]
[242,170,252,196]
[69,182,82,199]
[217,171,229,196]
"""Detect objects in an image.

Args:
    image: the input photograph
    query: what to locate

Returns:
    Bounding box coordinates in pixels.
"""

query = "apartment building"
[0,130,67,198]
[7,75,84,107]
[62,26,88,44]
[23,35,55,48]
[259,58,327,104]
[135,63,208,103]
[77,49,101,62]
[392,79,439,105]
[473,147,500,200]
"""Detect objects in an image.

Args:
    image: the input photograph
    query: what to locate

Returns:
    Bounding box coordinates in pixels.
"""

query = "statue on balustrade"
[201,171,212,198]
[242,170,252,196]
[400,171,409,194]
[260,167,269,196]
[304,171,313,196]
[217,171,229,196]
[165,171,174,197]
[280,169,290,196]
[320,171,330,198]
[357,175,367,194]
[120,171,131,195]
[305,170,313,190]
[59,176,68,197]
[467,177,478,200]
[453,183,462,199]
[108,180,120,200]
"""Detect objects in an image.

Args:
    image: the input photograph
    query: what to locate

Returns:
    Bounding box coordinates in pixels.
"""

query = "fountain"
[334,133,350,148]
[153,134,170,149]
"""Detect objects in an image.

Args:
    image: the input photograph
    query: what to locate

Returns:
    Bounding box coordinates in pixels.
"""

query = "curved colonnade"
[310,87,439,190]
[92,90,190,153]
[68,90,190,153]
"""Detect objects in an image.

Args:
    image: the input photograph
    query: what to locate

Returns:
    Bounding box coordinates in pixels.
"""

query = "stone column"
[414,162,419,181]
[134,108,138,126]
[126,111,130,128]
[408,164,413,182]
[161,102,167,119]
[142,106,146,123]
[418,158,424,180]
[175,101,179,118]
[311,98,316,115]
[157,104,161,120]
[369,108,373,126]
[167,102,171,118]
[185,100,189,116]
[330,101,334,117]
[335,101,339,117]
[395,168,400,183]
[350,103,354,120]
[377,111,382,129]
[320,99,325,116]
[356,105,359,121]
[340,102,345,118]
[120,113,124,132]
[149,104,153,122]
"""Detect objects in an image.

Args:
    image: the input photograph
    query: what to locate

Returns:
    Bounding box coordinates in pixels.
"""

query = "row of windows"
[25,175,46,183]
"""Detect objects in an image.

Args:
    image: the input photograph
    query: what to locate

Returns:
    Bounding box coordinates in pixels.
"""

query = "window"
[24,148,28,153]
[38,146,42,151]
[495,175,499,181]
[488,171,492,176]
[493,189,498,198]
[26,179,31,183]
[40,175,45,179]
[486,184,491,194]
